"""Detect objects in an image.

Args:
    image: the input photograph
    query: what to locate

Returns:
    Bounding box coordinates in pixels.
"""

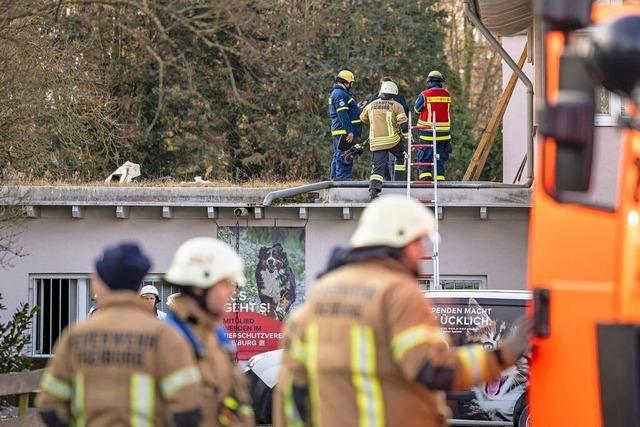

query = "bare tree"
[0,187,26,270]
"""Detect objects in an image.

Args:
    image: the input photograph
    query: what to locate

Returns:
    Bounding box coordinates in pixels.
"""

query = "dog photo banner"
[218,226,306,360]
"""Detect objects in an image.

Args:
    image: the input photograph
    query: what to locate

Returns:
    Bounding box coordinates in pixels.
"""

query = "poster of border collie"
[218,226,305,359]
[431,297,529,423]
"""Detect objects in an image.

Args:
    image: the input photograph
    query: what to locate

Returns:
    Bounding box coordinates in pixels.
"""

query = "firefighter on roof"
[359,81,409,201]
[328,69,363,180]
[414,70,452,181]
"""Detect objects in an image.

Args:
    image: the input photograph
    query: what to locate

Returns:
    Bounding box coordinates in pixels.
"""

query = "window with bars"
[30,277,90,357]
[418,276,488,292]
[30,275,178,357]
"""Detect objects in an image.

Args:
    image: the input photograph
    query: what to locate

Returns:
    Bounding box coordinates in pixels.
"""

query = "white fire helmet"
[350,194,437,249]
[379,81,399,96]
[165,237,245,289]
[139,285,159,296]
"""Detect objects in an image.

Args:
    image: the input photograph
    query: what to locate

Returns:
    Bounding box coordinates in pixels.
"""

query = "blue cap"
[95,243,152,291]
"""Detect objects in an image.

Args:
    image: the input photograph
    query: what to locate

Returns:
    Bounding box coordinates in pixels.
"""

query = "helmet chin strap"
[183,286,215,316]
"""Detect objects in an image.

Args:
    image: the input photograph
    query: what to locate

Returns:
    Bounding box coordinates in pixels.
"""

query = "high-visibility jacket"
[414,86,451,142]
[328,84,362,137]
[168,295,254,427]
[36,292,203,427]
[287,257,507,427]
[359,98,408,151]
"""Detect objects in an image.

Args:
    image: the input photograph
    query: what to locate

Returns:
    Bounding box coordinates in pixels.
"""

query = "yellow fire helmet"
[337,69,355,83]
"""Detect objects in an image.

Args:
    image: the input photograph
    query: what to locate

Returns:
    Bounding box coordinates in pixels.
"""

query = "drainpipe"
[463,0,535,184]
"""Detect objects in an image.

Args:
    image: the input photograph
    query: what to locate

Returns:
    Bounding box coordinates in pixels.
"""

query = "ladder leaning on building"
[407,111,441,290]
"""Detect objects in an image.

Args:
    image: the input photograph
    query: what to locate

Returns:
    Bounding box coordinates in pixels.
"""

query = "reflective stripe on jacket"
[36,292,203,427]
[286,257,506,427]
[328,84,362,137]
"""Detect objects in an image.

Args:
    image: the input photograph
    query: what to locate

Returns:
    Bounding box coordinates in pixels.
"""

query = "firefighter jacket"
[36,291,203,427]
[414,85,451,142]
[287,255,508,427]
[360,98,408,151]
[273,308,310,427]
[168,295,255,427]
[328,84,362,138]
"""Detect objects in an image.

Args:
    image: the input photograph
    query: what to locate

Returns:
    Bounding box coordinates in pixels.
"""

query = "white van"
[243,290,531,426]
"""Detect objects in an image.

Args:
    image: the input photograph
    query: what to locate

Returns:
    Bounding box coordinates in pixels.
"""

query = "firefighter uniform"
[284,195,531,427]
[414,71,452,181]
[36,292,203,427]
[167,295,254,427]
[359,81,408,200]
[273,308,309,427]
[328,72,362,180]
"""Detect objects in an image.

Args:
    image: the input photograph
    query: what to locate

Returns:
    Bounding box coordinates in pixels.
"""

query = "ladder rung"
[421,256,434,260]
[411,162,433,167]
[419,199,434,204]
[410,181,434,186]
[417,274,433,279]
[413,125,433,130]
[411,144,434,149]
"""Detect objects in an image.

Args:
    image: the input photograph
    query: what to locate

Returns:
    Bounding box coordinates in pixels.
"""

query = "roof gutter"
[463,0,535,185]
[262,180,527,206]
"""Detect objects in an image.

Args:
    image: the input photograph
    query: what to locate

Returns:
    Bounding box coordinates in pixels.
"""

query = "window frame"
[29,274,91,358]
[418,275,488,292]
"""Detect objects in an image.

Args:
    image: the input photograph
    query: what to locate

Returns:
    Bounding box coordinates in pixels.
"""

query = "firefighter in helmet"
[164,237,254,427]
[328,69,363,180]
[281,195,532,427]
[414,70,452,181]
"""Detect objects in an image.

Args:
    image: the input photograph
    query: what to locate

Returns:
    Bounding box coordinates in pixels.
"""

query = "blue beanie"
[95,242,152,291]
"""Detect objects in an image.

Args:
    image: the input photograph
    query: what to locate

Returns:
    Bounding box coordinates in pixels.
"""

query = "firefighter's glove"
[495,316,533,368]
[218,395,253,426]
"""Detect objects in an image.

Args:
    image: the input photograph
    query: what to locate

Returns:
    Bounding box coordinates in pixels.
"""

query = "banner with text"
[219,227,306,360]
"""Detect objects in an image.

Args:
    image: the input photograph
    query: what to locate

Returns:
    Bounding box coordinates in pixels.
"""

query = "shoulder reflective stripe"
[370,174,384,182]
[457,345,487,385]
[391,325,447,360]
[305,324,321,427]
[161,366,201,398]
[348,98,355,104]
[290,337,307,363]
[131,373,155,427]
[41,372,72,401]
[426,96,451,103]
[72,373,86,427]
[351,325,384,427]
[336,107,349,112]
[332,129,347,136]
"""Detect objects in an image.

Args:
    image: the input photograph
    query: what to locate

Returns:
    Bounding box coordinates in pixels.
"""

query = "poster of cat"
[429,291,530,423]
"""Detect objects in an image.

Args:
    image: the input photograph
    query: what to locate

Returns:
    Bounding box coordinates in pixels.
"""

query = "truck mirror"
[591,15,640,99]
[540,50,596,192]
[538,0,593,31]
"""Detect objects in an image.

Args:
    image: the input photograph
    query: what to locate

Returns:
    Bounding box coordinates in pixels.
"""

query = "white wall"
[502,35,533,184]
[0,205,530,323]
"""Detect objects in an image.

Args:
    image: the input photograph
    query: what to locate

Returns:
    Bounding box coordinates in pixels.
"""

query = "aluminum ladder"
[406,111,441,290]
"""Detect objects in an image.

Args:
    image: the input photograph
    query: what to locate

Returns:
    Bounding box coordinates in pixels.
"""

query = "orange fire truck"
[530,2,640,426]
